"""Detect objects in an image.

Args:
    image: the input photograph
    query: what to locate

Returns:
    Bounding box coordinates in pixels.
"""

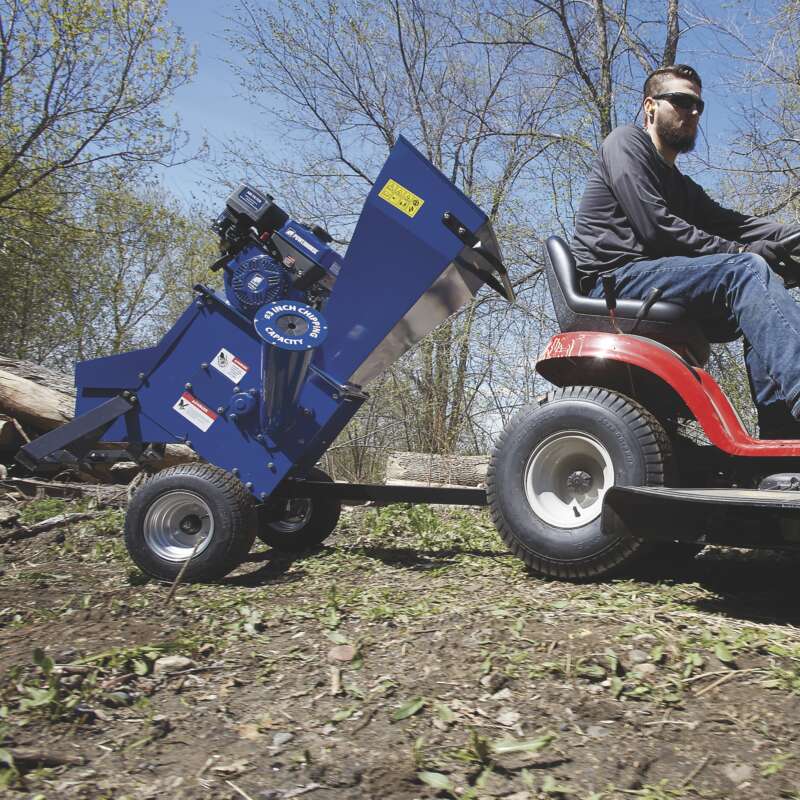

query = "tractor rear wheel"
[487,386,671,580]
[257,466,341,552]
[124,463,256,582]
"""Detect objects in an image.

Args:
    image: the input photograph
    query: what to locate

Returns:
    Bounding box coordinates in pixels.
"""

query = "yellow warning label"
[378,178,424,218]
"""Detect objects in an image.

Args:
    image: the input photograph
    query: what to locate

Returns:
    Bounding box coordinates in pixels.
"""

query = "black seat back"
[543,235,714,363]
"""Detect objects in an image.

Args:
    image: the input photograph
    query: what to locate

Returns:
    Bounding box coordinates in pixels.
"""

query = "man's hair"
[643,64,702,103]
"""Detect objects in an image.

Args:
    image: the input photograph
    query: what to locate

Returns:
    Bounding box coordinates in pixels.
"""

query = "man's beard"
[656,116,697,153]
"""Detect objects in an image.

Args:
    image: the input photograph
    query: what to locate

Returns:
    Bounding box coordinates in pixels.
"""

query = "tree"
[0,0,196,213]
[0,177,218,370]
[221,0,692,467]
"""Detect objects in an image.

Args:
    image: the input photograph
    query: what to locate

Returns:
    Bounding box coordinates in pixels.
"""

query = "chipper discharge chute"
[17,136,513,581]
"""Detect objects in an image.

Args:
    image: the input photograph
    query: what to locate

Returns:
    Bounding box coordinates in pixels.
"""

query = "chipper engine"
[17,137,513,582]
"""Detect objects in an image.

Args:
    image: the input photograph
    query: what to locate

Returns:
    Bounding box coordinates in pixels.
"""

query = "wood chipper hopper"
[17,137,514,581]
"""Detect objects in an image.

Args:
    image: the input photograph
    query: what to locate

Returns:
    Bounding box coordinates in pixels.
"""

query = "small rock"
[239,723,264,741]
[586,724,609,739]
[496,709,521,727]
[153,655,195,675]
[103,691,133,708]
[150,715,172,738]
[506,792,532,800]
[272,731,295,748]
[328,644,357,663]
[480,672,507,692]
[721,763,754,785]
[628,649,650,665]
[491,687,512,701]
[211,758,250,775]
[633,663,658,678]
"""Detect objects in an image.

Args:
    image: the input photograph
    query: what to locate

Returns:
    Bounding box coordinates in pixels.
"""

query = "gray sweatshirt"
[572,124,792,291]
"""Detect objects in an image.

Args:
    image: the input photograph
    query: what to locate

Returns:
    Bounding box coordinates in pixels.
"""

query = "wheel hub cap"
[143,491,214,562]
[524,431,614,529]
[566,469,593,493]
[268,498,312,534]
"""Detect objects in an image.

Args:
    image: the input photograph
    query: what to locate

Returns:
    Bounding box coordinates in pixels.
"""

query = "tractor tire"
[487,386,671,580]
[124,463,256,582]
[257,467,341,552]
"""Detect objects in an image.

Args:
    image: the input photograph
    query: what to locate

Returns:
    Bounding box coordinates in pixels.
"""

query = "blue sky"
[163,0,266,204]
[161,0,761,206]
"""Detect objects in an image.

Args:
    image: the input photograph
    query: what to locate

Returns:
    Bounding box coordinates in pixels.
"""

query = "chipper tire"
[124,463,256,583]
[257,467,341,552]
[487,386,671,580]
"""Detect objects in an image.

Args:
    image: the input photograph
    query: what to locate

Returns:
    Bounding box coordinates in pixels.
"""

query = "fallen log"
[4,747,86,768]
[385,451,488,488]
[0,367,73,431]
[0,477,128,505]
[0,510,105,544]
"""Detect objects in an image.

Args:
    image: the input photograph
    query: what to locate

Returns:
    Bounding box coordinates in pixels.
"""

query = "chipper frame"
[17,137,513,581]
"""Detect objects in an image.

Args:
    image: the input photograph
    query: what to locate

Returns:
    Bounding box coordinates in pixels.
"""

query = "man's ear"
[643,99,655,125]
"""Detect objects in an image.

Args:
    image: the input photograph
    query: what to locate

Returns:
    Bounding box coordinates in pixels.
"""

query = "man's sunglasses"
[652,92,705,115]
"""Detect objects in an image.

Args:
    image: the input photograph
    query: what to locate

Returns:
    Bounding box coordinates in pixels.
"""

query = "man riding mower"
[487,64,800,580]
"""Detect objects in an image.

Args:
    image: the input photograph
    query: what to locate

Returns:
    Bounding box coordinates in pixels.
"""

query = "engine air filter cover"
[231,254,287,310]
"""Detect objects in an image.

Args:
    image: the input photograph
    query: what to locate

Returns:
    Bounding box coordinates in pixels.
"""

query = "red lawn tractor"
[486,236,800,580]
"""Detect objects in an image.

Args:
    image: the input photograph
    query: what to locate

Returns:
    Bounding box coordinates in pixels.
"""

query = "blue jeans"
[587,252,800,425]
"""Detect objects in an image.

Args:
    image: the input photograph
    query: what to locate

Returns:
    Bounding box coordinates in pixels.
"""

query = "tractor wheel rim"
[524,431,614,529]
[268,499,312,534]
[143,491,214,562]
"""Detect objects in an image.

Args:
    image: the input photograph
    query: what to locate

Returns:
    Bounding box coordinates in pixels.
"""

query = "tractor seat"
[543,236,723,365]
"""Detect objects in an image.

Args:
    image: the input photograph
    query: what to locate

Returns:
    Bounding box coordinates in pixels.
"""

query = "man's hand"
[746,238,800,287]
[745,239,792,267]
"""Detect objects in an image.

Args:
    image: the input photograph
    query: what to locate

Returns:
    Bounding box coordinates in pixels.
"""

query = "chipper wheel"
[257,466,341,552]
[124,463,256,582]
[487,386,671,580]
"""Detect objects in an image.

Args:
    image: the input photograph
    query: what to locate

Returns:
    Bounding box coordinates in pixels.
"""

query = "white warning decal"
[173,392,218,432]
[211,347,250,384]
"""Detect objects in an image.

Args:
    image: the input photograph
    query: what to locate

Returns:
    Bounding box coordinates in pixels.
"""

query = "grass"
[2,501,800,796]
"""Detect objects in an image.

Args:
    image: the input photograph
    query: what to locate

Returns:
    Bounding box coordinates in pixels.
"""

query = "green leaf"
[578,664,606,681]
[331,705,358,722]
[19,686,56,710]
[491,733,556,755]
[417,771,453,790]
[392,696,425,721]
[132,658,149,676]
[32,648,53,675]
[435,701,455,723]
[650,645,665,663]
[715,643,735,665]
[326,631,349,645]
[610,676,624,698]
[0,749,14,768]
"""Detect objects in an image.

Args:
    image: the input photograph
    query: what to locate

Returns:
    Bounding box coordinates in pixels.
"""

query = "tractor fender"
[535,332,800,457]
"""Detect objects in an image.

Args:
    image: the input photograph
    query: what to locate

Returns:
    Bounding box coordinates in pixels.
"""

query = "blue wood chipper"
[17,138,514,581]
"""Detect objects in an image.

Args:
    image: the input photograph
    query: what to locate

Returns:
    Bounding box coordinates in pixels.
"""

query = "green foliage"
[0,0,196,211]
[18,497,67,524]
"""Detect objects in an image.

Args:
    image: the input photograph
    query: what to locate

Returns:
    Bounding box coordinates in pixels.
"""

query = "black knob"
[311,224,333,244]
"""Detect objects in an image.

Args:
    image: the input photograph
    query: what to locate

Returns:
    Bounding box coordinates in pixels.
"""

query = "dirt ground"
[2,496,800,799]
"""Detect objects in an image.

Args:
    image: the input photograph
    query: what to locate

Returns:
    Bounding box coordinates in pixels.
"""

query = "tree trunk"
[385,451,488,487]
[0,359,74,431]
